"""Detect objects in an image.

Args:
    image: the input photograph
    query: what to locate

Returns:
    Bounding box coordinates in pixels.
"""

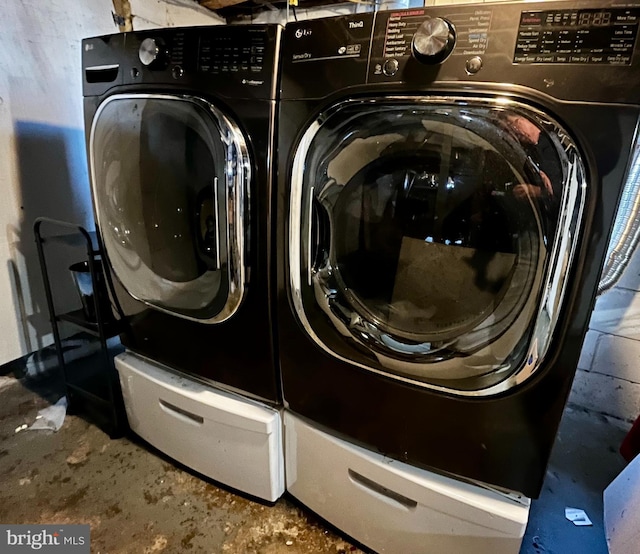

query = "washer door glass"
[290,98,586,394]
[91,94,250,323]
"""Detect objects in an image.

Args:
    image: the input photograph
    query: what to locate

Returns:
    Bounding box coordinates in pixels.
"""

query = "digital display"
[578,11,611,26]
[514,7,639,65]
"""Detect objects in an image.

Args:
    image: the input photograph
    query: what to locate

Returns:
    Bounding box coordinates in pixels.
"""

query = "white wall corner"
[0,0,115,366]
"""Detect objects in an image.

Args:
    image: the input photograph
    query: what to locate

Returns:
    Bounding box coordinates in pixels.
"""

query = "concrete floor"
[0,373,631,554]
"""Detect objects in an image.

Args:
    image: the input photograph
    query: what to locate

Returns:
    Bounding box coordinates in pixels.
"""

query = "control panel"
[375,8,491,61]
[130,27,270,76]
[281,3,640,104]
[514,7,639,65]
[83,25,280,100]
[137,32,187,68]
[370,7,493,82]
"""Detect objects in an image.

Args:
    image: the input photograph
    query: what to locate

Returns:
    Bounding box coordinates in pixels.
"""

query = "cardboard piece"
[604,453,640,553]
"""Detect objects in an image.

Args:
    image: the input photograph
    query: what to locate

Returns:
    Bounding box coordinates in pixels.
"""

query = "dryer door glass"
[290,98,586,394]
[91,94,250,323]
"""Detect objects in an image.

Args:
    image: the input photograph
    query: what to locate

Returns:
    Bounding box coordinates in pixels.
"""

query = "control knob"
[139,37,167,67]
[411,17,456,64]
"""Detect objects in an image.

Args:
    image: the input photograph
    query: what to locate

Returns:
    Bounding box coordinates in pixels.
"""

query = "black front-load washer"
[277,3,640,551]
[82,25,284,502]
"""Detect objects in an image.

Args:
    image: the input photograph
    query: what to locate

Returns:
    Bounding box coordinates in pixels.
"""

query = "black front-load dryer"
[82,25,284,502]
[277,3,640,551]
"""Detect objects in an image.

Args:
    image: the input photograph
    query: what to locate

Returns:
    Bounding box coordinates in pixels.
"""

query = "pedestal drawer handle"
[348,469,418,509]
[159,399,204,425]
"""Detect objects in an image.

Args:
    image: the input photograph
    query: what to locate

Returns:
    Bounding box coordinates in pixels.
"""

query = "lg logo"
[294,28,312,39]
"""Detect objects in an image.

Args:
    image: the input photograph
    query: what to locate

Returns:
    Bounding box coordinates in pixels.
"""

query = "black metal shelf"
[37,230,98,249]
[57,309,121,339]
[34,217,127,438]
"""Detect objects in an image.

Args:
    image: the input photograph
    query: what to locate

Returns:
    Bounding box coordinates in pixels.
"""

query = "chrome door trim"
[90,92,251,324]
[288,95,587,397]
[212,176,222,270]
[307,187,314,287]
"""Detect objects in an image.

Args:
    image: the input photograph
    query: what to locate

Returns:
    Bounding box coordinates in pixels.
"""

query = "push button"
[465,56,483,75]
[383,58,399,76]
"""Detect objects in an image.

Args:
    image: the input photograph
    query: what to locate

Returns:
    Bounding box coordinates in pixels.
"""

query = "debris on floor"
[29,396,67,432]
[0,376,16,392]
[0,376,364,554]
[565,507,593,526]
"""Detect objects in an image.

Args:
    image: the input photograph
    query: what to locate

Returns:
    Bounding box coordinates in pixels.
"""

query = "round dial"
[139,38,165,67]
[411,17,456,64]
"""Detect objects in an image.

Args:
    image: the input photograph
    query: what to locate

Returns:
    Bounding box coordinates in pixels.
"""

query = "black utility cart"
[34,217,127,437]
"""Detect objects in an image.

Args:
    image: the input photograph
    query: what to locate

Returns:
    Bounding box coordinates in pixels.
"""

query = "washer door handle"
[195,177,222,272]
[308,188,332,286]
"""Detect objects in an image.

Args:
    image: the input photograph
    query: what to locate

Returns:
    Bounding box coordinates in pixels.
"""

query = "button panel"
[199,32,266,74]
[514,7,640,64]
